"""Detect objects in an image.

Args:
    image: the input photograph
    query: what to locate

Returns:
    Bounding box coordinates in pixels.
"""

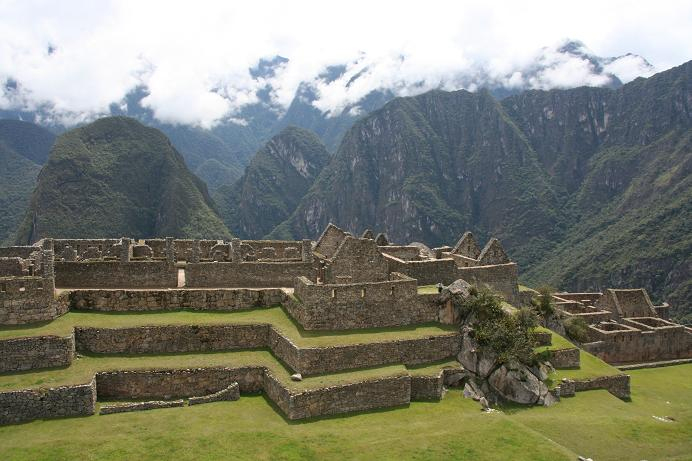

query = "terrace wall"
[0,334,74,373]
[69,288,286,312]
[75,324,269,354]
[0,379,96,425]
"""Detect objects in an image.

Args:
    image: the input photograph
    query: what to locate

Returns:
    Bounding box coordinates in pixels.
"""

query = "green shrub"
[530,286,555,319]
[456,287,536,365]
[564,317,590,343]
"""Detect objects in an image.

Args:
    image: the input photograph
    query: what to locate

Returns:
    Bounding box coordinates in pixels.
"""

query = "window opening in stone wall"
[19,281,25,292]
[361,288,365,298]
[390,286,394,296]
[0,283,6,292]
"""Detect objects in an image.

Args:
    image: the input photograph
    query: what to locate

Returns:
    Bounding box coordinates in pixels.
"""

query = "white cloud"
[0,0,689,127]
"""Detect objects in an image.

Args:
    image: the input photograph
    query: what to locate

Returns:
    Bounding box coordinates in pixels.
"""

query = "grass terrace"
[0,307,457,347]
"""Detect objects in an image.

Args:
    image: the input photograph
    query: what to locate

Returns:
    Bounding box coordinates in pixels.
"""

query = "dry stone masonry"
[0,224,689,425]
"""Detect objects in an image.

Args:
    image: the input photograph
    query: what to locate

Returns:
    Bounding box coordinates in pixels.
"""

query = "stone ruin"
[0,223,689,425]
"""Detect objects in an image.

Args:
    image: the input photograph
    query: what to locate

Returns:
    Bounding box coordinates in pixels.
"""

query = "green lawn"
[0,307,457,347]
[417,285,439,294]
[1,365,690,461]
[533,327,622,384]
[0,350,415,392]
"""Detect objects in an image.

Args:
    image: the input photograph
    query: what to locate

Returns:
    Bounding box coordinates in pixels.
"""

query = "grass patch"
[417,285,439,295]
[0,350,408,392]
[1,365,690,460]
[0,307,457,347]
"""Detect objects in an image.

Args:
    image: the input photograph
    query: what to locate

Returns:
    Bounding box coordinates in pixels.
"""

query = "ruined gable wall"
[314,224,347,258]
[326,237,389,283]
[456,263,519,304]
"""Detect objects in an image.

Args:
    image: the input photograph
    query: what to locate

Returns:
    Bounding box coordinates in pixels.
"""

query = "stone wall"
[264,371,412,420]
[456,263,519,305]
[73,322,460,376]
[582,326,692,364]
[410,373,444,400]
[288,274,438,330]
[325,237,389,283]
[55,261,177,288]
[185,261,314,288]
[573,374,631,399]
[289,334,461,375]
[383,255,457,285]
[69,288,286,312]
[188,382,240,405]
[0,334,74,372]
[548,348,581,368]
[0,277,68,325]
[95,367,264,400]
[75,324,269,354]
[100,400,185,414]
[0,379,96,425]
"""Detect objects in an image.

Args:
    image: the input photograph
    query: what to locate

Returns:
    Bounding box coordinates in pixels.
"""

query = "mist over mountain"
[0,40,656,190]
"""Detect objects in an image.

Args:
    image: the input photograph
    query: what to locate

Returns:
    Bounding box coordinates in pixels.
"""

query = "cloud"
[0,0,690,127]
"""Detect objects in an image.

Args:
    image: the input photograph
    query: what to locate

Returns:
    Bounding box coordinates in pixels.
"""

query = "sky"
[0,0,690,127]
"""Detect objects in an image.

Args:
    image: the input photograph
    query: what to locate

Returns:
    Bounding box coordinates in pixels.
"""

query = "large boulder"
[488,361,545,405]
[438,279,473,305]
[456,329,499,378]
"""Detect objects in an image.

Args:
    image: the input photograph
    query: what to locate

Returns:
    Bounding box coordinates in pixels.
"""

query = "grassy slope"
[1,365,690,461]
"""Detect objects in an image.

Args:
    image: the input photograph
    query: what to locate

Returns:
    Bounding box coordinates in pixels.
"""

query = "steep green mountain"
[0,119,56,164]
[271,89,565,264]
[15,116,232,243]
[0,143,42,244]
[215,126,329,238]
[0,120,55,244]
[273,61,691,319]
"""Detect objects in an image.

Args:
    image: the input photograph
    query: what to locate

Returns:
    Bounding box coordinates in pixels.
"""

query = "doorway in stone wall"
[177,268,186,287]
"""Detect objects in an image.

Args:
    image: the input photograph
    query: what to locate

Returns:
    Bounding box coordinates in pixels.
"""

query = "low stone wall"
[95,367,264,400]
[55,261,177,288]
[288,274,438,330]
[69,288,287,312]
[410,373,444,400]
[188,382,240,405]
[0,379,96,425]
[0,277,68,325]
[185,261,314,288]
[264,371,412,420]
[75,324,269,355]
[573,374,631,399]
[534,331,552,346]
[548,348,580,368]
[291,334,461,375]
[100,399,184,414]
[0,334,74,372]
